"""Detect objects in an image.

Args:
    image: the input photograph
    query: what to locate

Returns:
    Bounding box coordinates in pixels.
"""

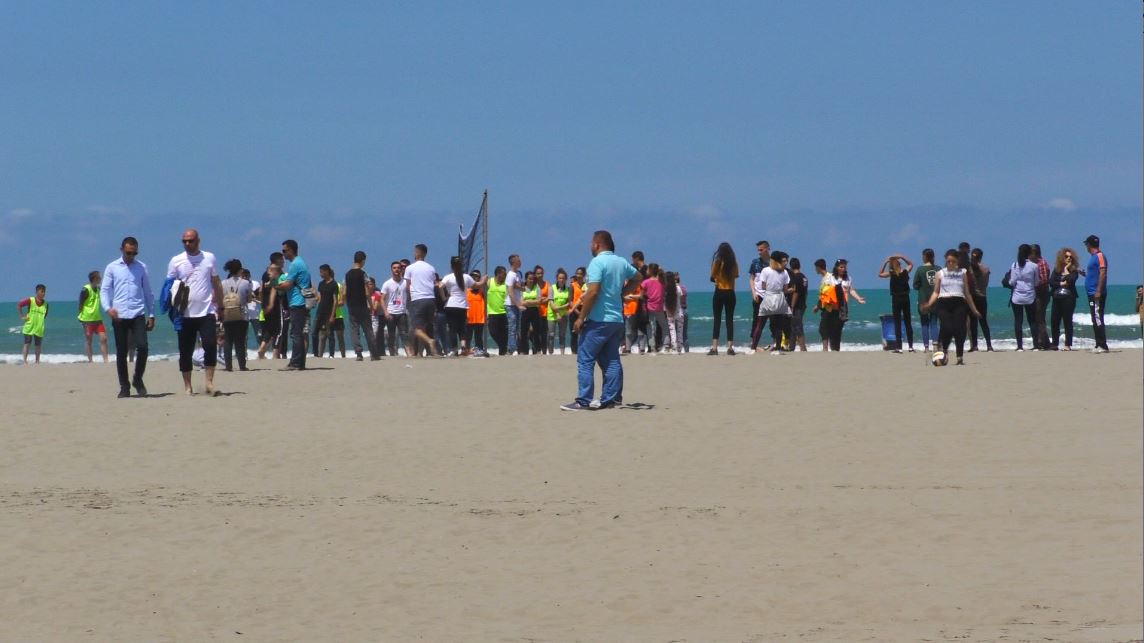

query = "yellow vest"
[78,283,102,322]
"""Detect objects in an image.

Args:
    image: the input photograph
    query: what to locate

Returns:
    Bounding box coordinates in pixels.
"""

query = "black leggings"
[222,319,248,370]
[969,293,991,350]
[819,310,843,351]
[711,289,736,342]
[936,297,969,358]
[1050,295,1076,348]
[519,307,542,354]
[752,315,790,350]
[891,294,914,349]
[1012,302,1037,350]
[445,307,468,350]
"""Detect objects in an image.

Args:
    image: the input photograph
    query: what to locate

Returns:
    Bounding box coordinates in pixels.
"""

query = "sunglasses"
[123,251,138,256]
[182,239,199,244]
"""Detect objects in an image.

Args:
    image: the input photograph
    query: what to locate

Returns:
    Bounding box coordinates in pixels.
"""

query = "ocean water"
[2,285,1141,363]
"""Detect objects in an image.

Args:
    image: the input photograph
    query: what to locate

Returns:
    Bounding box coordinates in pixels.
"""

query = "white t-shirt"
[380,278,406,315]
[760,266,789,295]
[245,280,261,320]
[439,273,476,309]
[938,267,966,298]
[167,251,219,318]
[404,260,437,302]
[505,269,523,307]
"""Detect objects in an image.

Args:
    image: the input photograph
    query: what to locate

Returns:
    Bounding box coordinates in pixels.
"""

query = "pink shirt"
[642,277,665,312]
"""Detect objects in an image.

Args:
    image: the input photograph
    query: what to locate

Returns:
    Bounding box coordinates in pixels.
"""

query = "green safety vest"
[23,297,48,337]
[486,280,507,315]
[522,285,539,306]
[78,283,102,322]
[335,282,345,319]
[547,286,571,320]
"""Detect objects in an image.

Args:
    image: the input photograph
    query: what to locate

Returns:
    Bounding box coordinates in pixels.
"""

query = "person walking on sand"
[921,249,981,365]
[404,243,442,357]
[562,230,640,411]
[344,250,379,361]
[78,270,109,363]
[708,242,739,355]
[168,229,224,395]
[1082,235,1109,353]
[101,237,155,397]
[18,284,49,365]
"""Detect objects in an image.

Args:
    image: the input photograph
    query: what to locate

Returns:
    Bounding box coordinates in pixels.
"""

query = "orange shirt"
[467,290,486,324]
[539,282,550,317]
[571,281,583,307]
[623,284,641,317]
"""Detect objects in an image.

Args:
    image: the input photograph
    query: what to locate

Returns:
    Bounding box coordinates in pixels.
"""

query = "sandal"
[707,348,718,356]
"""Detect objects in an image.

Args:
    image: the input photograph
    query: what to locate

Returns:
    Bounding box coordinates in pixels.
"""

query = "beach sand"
[1,350,1141,641]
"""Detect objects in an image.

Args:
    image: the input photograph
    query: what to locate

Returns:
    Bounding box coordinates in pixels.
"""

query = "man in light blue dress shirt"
[100,236,155,398]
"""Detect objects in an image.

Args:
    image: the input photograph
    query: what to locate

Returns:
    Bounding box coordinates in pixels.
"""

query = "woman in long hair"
[832,259,866,348]
[921,249,981,365]
[547,268,572,355]
[878,254,915,352]
[1049,247,1080,350]
[709,242,739,355]
[257,263,281,359]
[439,255,486,356]
[1008,243,1039,351]
[969,248,993,351]
[664,271,684,353]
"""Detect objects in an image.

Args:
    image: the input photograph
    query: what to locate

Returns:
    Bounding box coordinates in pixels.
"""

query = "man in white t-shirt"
[403,243,440,357]
[167,228,224,395]
[379,260,408,356]
[504,254,524,354]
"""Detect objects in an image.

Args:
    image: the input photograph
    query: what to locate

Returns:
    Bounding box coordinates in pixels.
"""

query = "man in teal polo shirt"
[564,230,640,411]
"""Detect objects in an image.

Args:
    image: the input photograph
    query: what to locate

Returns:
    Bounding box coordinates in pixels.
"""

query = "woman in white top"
[750,252,793,354]
[921,249,981,365]
[439,255,488,356]
[1007,243,1040,351]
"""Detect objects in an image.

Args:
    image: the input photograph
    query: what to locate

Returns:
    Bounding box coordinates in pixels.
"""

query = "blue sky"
[1,1,1140,299]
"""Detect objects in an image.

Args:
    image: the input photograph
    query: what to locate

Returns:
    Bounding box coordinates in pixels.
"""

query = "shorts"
[791,308,805,338]
[82,320,107,338]
[408,299,436,334]
[23,333,43,346]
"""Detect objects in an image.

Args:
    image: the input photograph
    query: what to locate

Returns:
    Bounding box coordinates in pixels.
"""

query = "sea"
[2,285,1141,363]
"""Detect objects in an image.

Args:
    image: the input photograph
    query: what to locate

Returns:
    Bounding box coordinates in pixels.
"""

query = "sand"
[1,350,1141,642]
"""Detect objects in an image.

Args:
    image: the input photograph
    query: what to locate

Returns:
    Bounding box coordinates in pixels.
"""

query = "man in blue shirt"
[564,230,640,411]
[100,236,155,398]
[1083,234,1109,353]
[277,239,312,370]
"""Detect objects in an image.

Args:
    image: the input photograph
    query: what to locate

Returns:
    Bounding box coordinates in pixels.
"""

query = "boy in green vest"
[18,284,49,365]
[78,271,109,363]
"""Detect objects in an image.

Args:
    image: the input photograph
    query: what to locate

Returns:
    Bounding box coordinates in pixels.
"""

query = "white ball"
[931,351,947,367]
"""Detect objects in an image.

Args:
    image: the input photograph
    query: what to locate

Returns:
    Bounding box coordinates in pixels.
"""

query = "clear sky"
[1,1,1140,300]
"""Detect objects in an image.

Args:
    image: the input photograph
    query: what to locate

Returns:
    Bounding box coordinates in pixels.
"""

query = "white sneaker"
[1091,347,1109,354]
[770,350,782,356]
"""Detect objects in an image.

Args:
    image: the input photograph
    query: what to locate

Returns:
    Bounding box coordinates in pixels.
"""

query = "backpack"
[1001,265,1014,290]
[818,280,839,312]
[222,282,244,322]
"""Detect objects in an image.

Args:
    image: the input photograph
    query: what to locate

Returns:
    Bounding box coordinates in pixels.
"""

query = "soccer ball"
[931,351,948,367]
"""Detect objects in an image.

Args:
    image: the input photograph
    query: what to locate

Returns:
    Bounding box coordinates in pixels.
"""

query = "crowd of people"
[10,228,1122,400]
[702,235,1113,366]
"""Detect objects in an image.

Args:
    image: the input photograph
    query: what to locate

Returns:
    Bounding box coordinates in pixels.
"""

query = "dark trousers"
[288,306,308,368]
[178,314,217,372]
[1012,303,1037,350]
[537,316,549,353]
[1050,295,1076,348]
[347,305,377,358]
[445,307,468,351]
[712,289,736,342]
[113,315,149,390]
[1033,287,1051,349]
[487,314,508,355]
[1088,293,1108,349]
[520,308,542,354]
[936,297,969,358]
[222,320,248,370]
[969,293,992,350]
[891,294,914,349]
[467,323,486,351]
[385,313,409,356]
[819,310,843,351]
[752,315,790,350]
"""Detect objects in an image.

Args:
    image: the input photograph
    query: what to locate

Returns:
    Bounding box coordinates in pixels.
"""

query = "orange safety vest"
[466,290,486,324]
[623,284,641,317]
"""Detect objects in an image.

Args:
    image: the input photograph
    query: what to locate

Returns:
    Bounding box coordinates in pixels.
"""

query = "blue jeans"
[506,306,521,353]
[289,306,309,368]
[919,311,939,347]
[576,320,625,406]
